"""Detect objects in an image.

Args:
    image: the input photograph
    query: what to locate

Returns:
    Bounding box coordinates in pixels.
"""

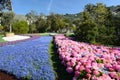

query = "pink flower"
[85,68,92,73]
[66,67,73,73]
[85,62,92,68]
[74,71,80,77]
[93,70,100,76]
[92,62,99,70]
[108,67,115,71]
[86,73,91,79]
[78,65,85,71]
[70,61,76,67]
[115,65,120,72]
[64,56,71,61]
[73,77,77,80]
[75,65,80,70]
[66,62,71,67]
[101,74,112,80]
[109,72,117,78]
[98,63,104,68]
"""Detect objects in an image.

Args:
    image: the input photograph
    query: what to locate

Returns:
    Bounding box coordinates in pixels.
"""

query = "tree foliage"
[25,10,38,24]
[1,11,15,32]
[74,3,116,45]
[12,20,29,34]
[0,0,12,11]
[47,13,66,32]
[35,15,47,33]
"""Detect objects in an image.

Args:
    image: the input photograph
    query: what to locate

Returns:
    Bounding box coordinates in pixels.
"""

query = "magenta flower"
[93,70,100,76]
[109,72,117,78]
[66,67,73,73]
[78,65,85,71]
[74,71,80,77]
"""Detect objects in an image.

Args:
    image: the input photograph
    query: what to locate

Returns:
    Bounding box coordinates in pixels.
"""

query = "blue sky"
[12,0,120,15]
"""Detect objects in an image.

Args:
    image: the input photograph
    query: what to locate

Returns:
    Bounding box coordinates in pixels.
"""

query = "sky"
[12,0,120,15]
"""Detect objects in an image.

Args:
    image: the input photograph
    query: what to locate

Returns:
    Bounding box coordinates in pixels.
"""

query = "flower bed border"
[0,35,40,47]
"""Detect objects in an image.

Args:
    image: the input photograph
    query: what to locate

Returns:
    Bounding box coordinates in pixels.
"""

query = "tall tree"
[1,11,14,32]
[0,0,13,33]
[75,11,98,43]
[35,15,47,33]
[75,3,115,45]
[25,10,38,24]
[26,10,39,33]
[47,13,66,32]
[0,0,13,11]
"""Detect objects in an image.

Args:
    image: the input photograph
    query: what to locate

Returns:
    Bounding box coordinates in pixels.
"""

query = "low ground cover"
[54,34,120,80]
[0,36,55,80]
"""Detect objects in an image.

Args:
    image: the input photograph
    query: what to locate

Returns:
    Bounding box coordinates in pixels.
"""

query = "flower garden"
[0,36,55,80]
[54,34,120,80]
[0,34,120,80]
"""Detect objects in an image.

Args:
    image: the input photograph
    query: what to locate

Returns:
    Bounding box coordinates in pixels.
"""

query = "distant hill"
[63,5,120,21]
[109,5,120,16]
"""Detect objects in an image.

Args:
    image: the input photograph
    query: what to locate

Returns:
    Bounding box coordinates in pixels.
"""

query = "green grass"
[64,33,75,37]
[49,40,73,80]
[39,33,57,36]
[0,35,6,42]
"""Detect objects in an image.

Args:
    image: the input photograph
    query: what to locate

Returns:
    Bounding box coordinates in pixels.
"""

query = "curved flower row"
[0,36,55,80]
[54,35,120,80]
[0,35,40,47]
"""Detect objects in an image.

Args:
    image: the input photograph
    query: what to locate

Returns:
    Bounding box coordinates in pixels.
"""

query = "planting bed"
[0,35,40,47]
[0,36,55,80]
[54,35,120,80]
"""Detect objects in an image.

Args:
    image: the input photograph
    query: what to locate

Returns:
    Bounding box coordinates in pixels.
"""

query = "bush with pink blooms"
[54,34,120,80]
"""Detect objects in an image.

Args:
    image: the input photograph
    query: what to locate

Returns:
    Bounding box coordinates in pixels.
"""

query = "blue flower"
[0,36,55,80]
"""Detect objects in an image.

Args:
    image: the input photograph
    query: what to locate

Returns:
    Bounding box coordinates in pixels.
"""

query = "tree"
[35,15,47,33]
[0,0,13,11]
[84,3,95,14]
[29,23,36,33]
[75,11,98,43]
[47,13,66,32]
[26,10,39,33]
[0,25,3,33]
[12,20,29,34]
[0,0,13,33]
[26,10,38,24]
[63,18,75,33]
[112,16,120,45]
[75,3,115,45]
[1,11,15,32]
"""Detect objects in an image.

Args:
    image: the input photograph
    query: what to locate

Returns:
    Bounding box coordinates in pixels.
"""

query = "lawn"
[49,40,73,80]
[0,35,6,42]
[39,33,58,36]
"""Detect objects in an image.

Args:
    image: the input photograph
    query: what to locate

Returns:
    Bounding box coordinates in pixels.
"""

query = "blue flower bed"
[0,36,55,80]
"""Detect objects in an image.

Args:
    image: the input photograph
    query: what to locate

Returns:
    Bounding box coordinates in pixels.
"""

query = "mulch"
[0,71,17,80]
